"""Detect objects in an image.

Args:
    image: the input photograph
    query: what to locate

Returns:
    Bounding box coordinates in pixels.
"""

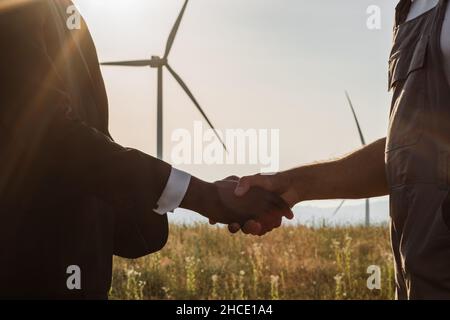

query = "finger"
[279,203,294,220]
[228,223,241,234]
[270,194,294,220]
[281,193,297,211]
[246,221,262,235]
[285,209,295,220]
[254,206,284,235]
[234,179,251,196]
[241,220,262,235]
[257,215,281,234]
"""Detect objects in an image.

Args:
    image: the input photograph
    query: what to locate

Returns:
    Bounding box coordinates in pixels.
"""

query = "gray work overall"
[388,0,450,299]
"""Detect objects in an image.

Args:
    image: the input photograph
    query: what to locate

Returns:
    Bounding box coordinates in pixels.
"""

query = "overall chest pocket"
[386,34,429,153]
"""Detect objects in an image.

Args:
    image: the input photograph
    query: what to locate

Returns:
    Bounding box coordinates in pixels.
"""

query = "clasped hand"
[207,176,294,236]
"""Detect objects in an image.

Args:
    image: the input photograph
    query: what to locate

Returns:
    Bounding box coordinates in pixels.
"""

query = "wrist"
[281,166,312,203]
[180,177,216,216]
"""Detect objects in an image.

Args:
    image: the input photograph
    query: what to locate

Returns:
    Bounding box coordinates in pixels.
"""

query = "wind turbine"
[100,0,226,159]
[333,91,370,227]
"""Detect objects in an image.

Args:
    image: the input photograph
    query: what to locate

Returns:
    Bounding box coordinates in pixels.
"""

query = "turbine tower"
[101,0,226,159]
[333,91,370,227]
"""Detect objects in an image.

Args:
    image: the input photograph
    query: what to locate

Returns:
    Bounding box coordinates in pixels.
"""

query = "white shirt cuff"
[154,168,191,215]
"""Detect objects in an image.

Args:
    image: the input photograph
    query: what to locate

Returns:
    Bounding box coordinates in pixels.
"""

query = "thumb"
[235,174,273,196]
[234,176,254,196]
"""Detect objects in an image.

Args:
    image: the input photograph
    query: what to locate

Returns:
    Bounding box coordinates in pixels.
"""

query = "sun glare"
[0,0,34,13]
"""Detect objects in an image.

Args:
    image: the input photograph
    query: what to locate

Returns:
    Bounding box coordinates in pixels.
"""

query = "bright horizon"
[73,0,396,221]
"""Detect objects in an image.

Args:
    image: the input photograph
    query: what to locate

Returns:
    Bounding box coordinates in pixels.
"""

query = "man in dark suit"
[0,0,291,299]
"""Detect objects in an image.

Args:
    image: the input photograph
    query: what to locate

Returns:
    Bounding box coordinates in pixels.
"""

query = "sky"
[72,0,397,222]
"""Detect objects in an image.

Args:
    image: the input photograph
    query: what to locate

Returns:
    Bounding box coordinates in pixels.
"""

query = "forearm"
[283,138,388,202]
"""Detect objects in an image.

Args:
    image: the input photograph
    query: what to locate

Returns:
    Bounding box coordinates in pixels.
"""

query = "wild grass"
[110,223,394,300]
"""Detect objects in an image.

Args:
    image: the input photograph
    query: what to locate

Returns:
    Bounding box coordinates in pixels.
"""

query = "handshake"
[182,173,298,236]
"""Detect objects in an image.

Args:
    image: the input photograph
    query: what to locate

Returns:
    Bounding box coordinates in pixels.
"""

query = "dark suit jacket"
[0,0,169,299]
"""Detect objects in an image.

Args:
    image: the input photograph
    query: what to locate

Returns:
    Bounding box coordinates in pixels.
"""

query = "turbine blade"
[157,67,164,160]
[345,91,366,146]
[332,200,346,216]
[164,0,189,59]
[100,60,152,67]
[166,64,227,152]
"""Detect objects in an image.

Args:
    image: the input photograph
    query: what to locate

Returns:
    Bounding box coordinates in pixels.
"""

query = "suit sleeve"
[0,4,171,256]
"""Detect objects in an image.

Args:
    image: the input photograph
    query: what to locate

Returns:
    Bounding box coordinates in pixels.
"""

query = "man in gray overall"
[234,0,450,299]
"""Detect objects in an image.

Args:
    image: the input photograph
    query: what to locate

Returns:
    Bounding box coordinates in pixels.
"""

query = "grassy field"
[110,224,394,300]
